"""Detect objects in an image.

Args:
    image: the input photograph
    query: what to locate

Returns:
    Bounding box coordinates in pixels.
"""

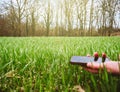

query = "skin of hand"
[85,61,120,75]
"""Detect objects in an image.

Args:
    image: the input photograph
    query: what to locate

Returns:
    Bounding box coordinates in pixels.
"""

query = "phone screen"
[70,56,111,66]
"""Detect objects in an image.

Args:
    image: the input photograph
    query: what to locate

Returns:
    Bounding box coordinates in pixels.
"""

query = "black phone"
[70,56,111,66]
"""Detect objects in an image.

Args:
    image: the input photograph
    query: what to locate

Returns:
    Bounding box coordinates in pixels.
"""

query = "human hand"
[85,61,120,75]
[85,53,120,75]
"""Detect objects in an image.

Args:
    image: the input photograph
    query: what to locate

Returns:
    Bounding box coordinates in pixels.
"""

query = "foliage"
[0,37,120,92]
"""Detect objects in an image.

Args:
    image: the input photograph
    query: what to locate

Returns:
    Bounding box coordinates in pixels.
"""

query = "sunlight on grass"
[0,37,120,92]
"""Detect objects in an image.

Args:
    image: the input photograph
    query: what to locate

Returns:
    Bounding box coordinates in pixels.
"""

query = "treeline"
[0,0,120,36]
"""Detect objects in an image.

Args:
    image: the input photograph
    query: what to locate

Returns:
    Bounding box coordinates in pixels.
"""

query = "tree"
[75,0,88,36]
[43,1,53,36]
[15,0,28,36]
[89,0,94,36]
[106,0,119,36]
[64,0,74,36]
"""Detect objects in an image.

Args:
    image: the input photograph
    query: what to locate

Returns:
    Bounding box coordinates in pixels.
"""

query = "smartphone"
[70,56,111,66]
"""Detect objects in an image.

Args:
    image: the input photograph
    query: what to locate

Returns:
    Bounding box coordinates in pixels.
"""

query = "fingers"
[84,67,99,73]
[86,52,105,69]
[84,52,105,73]
[87,62,104,69]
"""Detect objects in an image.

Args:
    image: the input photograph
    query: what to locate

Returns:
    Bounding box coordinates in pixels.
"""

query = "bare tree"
[4,0,17,36]
[15,0,28,36]
[83,0,88,31]
[43,1,53,36]
[106,0,119,36]
[97,0,119,36]
[88,0,94,36]
[75,0,83,36]
[55,5,59,36]
[75,0,88,36]
[64,0,74,36]
[60,1,64,36]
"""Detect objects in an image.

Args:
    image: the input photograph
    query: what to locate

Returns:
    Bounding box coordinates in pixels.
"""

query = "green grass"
[0,37,120,92]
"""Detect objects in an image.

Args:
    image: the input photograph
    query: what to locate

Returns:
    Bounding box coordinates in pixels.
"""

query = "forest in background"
[0,0,120,36]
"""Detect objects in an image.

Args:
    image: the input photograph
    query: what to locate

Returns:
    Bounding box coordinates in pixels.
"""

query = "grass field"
[0,37,120,92]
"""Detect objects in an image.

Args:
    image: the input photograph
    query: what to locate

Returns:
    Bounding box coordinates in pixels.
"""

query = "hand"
[85,61,120,75]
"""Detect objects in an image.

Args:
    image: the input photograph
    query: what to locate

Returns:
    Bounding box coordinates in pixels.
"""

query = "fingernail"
[94,52,99,61]
[87,54,90,57]
[102,53,106,62]
[87,62,91,67]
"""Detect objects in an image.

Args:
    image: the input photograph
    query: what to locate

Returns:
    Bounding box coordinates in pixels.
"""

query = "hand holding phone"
[70,56,111,66]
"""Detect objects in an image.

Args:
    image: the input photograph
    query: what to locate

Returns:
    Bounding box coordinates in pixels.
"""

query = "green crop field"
[0,37,120,92]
